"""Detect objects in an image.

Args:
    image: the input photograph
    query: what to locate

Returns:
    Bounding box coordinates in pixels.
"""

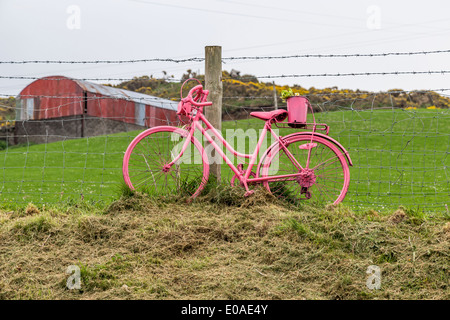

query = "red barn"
[14,75,179,144]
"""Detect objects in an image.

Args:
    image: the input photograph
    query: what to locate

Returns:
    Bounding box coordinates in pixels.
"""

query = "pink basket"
[287,96,309,128]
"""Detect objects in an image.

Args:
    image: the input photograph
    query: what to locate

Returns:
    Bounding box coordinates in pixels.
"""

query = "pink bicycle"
[123,79,353,205]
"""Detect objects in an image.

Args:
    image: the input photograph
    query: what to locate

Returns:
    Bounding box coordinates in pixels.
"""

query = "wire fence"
[0,49,449,212]
[223,92,449,210]
[2,48,450,64]
[2,70,450,81]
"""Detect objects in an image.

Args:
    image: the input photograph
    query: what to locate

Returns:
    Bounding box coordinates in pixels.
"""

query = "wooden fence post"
[205,46,223,183]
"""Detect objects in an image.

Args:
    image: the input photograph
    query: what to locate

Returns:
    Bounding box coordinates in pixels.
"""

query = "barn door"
[135,103,145,126]
[25,98,34,120]
[17,98,34,120]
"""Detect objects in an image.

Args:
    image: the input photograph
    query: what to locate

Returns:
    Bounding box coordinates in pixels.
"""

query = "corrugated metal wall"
[16,76,179,128]
[18,77,84,120]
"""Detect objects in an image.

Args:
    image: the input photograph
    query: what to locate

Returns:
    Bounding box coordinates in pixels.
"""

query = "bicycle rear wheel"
[259,135,350,205]
[123,126,209,198]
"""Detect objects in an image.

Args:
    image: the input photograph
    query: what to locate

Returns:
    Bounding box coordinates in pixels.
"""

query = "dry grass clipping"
[0,194,448,300]
[388,208,407,224]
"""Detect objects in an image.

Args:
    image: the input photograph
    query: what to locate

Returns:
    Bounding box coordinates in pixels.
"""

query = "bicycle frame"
[167,106,306,193]
[123,79,352,204]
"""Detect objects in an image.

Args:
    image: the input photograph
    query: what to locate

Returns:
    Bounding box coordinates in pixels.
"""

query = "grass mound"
[0,190,448,299]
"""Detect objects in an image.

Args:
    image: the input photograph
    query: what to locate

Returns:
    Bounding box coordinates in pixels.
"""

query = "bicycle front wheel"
[259,135,350,205]
[123,126,209,198]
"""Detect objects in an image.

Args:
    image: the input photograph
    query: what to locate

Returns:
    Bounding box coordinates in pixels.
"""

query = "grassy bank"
[0,187,448,299]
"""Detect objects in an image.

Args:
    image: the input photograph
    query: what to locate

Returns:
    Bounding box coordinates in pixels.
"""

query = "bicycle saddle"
[250,109,288,122]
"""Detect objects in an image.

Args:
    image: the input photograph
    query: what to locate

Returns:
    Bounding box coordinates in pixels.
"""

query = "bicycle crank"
[230,164,256,187]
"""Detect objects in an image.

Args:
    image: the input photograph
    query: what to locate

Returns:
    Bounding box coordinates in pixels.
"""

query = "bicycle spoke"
[312,157,340,171]
[314,183,335,203]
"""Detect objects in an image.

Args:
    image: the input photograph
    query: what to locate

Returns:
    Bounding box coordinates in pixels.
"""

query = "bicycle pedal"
[244,190,255,197]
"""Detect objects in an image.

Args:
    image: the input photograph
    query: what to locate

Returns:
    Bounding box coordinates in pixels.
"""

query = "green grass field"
[0,108,449,211]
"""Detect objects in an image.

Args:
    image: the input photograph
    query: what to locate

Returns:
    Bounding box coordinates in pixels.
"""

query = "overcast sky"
[1,0,450,96]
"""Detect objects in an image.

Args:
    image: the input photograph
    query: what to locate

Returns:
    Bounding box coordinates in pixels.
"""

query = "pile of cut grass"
[0,186,448,300]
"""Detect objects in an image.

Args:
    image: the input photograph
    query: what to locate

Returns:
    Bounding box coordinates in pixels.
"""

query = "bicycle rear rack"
[274,122,330,135]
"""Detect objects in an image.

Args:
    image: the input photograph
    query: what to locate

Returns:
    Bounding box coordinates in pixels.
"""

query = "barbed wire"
[254,70,450,79]
[0,57,204,64]
[0,75,176,81]
[222,49,450,60]
[2,87,450,103]
[2,70,450,82]
[222,88,450,99]
[2,49,450,64]
[0,93,180,104]
[1,88,450,106]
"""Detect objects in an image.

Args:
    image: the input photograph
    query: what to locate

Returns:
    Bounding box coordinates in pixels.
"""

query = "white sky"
[1,0,450,96]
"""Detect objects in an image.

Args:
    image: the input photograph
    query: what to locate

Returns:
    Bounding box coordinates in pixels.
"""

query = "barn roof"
[73,79,178,111]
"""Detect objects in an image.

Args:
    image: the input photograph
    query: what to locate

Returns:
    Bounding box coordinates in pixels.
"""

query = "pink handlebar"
[187,85,213,107]
[189,98,213,107]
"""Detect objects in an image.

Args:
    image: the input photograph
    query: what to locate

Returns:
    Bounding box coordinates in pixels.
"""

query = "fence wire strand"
[2,48,450,64]
[3,69,450,82]
[0,60,449,212]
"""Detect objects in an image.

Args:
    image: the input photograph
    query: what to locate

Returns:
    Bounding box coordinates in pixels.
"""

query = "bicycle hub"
[298,168,316,188]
